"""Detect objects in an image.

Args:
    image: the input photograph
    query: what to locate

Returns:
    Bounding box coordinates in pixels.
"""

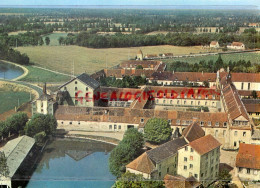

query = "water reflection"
[0,61,24,79]
[26,139,116,188]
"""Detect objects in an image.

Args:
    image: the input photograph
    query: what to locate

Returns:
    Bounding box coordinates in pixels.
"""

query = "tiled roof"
[238,90,260,97]
[189,135,221,155]
[222,81,249,121]
[231,73,260,82]
[126,152,156,174]
[236,143,260,170]
[182,122,205,143]
[164,174,200,188]
[231,42,244,47]
[210,41,218,45]
[147,138,187,163]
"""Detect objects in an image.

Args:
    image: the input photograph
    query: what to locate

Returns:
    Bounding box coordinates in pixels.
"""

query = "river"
[0,61,24,80]
[26,139,116,188]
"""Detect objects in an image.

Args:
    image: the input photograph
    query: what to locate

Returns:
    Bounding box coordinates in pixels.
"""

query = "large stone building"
[126,122,221,186]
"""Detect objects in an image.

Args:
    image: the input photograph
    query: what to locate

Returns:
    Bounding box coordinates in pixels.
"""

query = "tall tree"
[45,36,50,46]
[0,151,9,177]
[144,118,172,144]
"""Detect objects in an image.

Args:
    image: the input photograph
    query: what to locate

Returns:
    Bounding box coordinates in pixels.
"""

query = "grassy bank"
[0,88,31,114]
[20,66,71,83]
[17,45,210,75]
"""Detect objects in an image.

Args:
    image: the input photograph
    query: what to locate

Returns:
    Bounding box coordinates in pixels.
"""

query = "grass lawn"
[20,66,71,83]
[43,32,68,46]
[17,45,211,75]
[164,52,260,65]
[0,89,31,114]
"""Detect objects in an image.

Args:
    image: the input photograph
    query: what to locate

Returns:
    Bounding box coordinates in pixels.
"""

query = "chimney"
[43,82,47,94]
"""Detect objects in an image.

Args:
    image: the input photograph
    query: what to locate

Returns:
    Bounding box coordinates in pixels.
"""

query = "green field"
[17,45,211,75]
[44,32,68,46]
[164,52,260,65]
[20,66,71,83]
[0,89,30,114]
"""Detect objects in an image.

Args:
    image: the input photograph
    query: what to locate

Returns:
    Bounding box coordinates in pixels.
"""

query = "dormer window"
[208,121,211,126]
[200,121,204,126]
[224,122,227,127]
[75,81,77,84]
[205,95,208,99]
[215,122,219,127]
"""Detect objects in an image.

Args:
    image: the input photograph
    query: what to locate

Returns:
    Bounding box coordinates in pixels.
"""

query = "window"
[184,101,186,105]
[167,168,169,173]
[159,172,161,177]
[205,95,208,99]
[184,157,187,162]
[243,132,246,137]
[69,122,72,125]
[163,100,166,104]
[64,86,67,90]
[191,101,193,105]
[75,81,77,84]
[194,174,198,178]
[224,122,227,127]
[170,100,172,104]
[114,125,117,129]
[177,100,180,105]
[118,125,121,129]
[78,122,80,125]
[215,122,219,127]
[75,100,78,105]
[208,121,211,126]
[140,118,144,123]
[184,165,187,170]
[156,99,159,103]
[211,167,214,172]
[198,101,200,105]
[191,148,194,153]
[190,164,193,169]
[247,168,250,174]
[75,87,78,91]
[201,173,204,177]
[213,95,215,99]
[86,87,88,91]
[215,164,218,170]
[215,130,218,137]
[234,142,237,147]
[185,146,188,151]
[200,121,204,126]
[177,119,181,125]
[168,119,172,125]
[234,131,238,136]
[241,83,244,90]
[248,83,250,90]
[61,122,64,124]
[205,102,207,105]
[109,125,112,129]
[238,167,243,172]
[159,164,161,169]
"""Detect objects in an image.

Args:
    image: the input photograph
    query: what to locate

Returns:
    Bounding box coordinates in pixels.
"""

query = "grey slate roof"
[147,138,187,163]
[2,136,35,177]
[59,73,100,90]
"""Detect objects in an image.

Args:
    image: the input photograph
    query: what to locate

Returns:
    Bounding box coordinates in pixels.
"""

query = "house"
[58,73,100,107]
[164,174,200,188]
[227,42,245,50]
[235,143,260,181]
[177,134,221,187]
[32,83,57,115]
[242,99,260,119]
[136,49,143,60]
[0,136,35,188]
[126,137,188,179]
[144,54,158,59]
[210,41,220,48]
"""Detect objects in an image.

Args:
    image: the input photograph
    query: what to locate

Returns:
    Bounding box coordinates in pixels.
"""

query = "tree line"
[100,75,147,88]
[167,55,258,73]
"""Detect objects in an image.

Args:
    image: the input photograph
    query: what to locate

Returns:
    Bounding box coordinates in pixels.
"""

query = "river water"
[0,61,24,80]
[26,139,116,188]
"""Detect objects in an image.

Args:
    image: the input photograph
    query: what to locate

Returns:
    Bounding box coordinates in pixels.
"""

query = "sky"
[0,0,259,7]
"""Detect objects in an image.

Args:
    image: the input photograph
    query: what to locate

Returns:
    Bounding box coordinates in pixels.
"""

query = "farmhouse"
[227,42,245,50]
[210,41,220,48]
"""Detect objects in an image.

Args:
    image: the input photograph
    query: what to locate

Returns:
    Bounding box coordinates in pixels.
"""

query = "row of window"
[241,82,251,90]
[157,99,215,106]
[176,120,227,127]
[109,125,122,130]
[156,93,215,99]
[238,168,258,175]
[234,131,247,137]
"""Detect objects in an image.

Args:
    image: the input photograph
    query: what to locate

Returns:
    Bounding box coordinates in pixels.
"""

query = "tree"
[5,112,28,135]
[215,169,232,187]
[45,36,50,45]
[58,36,64,45]
[203,80,209,88]
[24,114,57,138]
[136,65,143,69]
[39,37,44,46]
[144,118,172,144]
[252,90,258,99]
[0,151,9,177]
[216,55,224,71]
[114,171,164,188]
[109,128,144,177]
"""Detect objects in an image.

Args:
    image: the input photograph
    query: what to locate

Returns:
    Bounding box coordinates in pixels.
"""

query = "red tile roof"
[189,135,221,155]
[210,41,218,45]
[231,42,244,47]
[126,152,156,174]
[164,174,200,188]
[182,122,205,143]
[236,143,260,170]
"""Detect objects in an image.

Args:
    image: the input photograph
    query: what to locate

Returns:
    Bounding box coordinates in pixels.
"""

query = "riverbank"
[0,60,28,81]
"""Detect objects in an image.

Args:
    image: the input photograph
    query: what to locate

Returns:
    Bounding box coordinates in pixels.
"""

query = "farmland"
[17,45,210,75]
[0,88,30,114]
[164,52,260,65]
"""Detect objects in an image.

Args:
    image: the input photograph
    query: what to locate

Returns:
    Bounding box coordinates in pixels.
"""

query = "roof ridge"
[6,136,25,158]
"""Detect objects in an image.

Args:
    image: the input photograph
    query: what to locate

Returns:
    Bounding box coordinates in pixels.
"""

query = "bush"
[34,131,46,144]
